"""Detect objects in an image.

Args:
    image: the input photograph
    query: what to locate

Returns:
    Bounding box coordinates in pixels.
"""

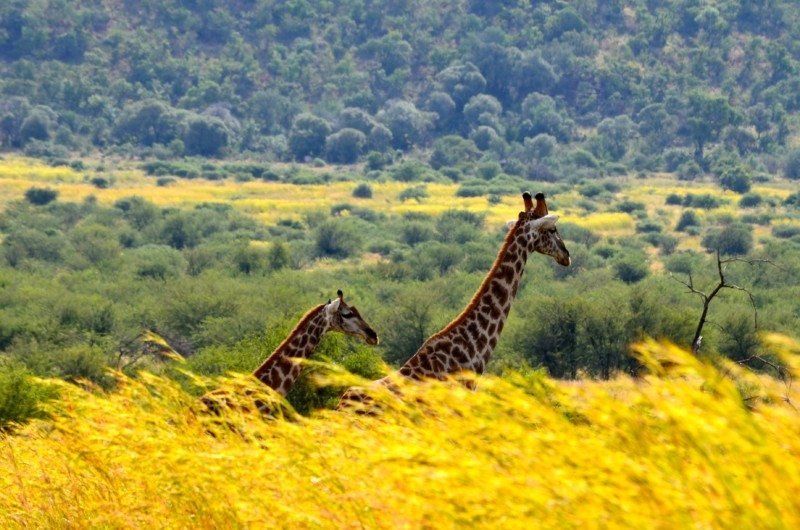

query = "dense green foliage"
[2,1,800,428]
[1,0,799,183]
[1,184,798,424]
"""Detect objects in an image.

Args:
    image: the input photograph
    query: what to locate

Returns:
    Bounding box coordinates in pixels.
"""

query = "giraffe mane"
[420,215,525,345]
[261,303,326,363]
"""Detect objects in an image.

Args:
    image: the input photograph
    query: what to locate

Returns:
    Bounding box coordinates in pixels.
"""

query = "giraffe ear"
[326,297,341,314]
[532,214,559,230]
[532,192,548,219]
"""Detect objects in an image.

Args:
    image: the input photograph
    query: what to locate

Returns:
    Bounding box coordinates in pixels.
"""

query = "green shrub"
[24,187,58,205]
[676,210,700,232]
[0,360,57,432]
[677,160,703,180]
[613,255,649,284]
[615,200,645,213]
[683,193,724,209]
[314,220,364,259]
[578,182,605,198]
[772,225,800,239]
[665,193,683,205]
[636,221,663,233]
[399,185,429,202]
[702,224,753,255]
[719,165,752,193]
[738,193,763,208]
[784,148,800,180]
[352,183,373,199]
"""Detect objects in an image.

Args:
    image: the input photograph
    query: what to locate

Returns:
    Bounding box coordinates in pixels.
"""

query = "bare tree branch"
[671,250,774,355]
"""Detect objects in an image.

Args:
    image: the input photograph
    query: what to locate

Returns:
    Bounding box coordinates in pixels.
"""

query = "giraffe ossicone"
[201,290,378,414]
[339,192,569,407]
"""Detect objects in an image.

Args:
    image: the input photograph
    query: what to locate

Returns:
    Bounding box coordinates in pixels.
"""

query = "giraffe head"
[324,290,379,345]
[519,192,571,267]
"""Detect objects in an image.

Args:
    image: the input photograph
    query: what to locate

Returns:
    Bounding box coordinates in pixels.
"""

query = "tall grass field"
[1,337,799,528]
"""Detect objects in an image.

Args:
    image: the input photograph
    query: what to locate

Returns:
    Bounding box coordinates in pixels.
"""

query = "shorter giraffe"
[202,290,378,413]
[339,192,569,408]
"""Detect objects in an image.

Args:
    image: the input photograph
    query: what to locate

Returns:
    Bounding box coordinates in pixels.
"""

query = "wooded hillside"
[2,0,800,185]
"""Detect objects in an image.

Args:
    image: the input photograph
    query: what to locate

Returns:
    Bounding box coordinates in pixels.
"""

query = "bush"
[314,220,363,259]
[676,210,701,232]
[784,148,800,180]
[665,193,683,205]
[702,224,753,255]
[325,128,367,164]
[401,221,435,246]
[738,193,763,208]
[352,183,373,199]
[24,187,58,205]
[455,182,487,197]
[784,192,800,207]
[719,166,752,193]
[613,255,649,284]
[399,185,429,202]
[772,225,800,239]
[0,360,57,432]
[635,221,662,233]
[677,160,703,180]
[579,183,605,198]
[615,200,645,213]
[392,161,429,182]
[683,194,724,209]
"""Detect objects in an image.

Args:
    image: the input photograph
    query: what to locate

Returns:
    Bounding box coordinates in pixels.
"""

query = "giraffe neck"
[399,221,533,379]
[252,305,329,395]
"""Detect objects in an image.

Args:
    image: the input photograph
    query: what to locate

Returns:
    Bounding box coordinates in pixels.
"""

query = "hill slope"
[2,0,800,182]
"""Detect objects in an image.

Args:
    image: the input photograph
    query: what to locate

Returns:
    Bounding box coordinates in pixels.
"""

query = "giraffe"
[202,290,378,413]
[339,192,569,406]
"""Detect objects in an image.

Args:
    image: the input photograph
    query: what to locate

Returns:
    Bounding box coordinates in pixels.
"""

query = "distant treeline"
[2,1,800,185]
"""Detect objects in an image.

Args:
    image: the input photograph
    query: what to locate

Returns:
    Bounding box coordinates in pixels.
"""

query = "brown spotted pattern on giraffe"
[338,192,570,410]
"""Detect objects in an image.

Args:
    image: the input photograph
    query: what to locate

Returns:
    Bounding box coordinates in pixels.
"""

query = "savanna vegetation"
[2,0,800,526]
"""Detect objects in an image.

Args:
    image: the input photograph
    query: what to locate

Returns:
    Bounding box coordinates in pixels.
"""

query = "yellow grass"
[0,158,83,183]
[2,337,799,528]
[570,211,635,232]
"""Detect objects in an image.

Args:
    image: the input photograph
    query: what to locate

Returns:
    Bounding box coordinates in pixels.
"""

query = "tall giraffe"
[340,192,569,405]
[202,290,378,412]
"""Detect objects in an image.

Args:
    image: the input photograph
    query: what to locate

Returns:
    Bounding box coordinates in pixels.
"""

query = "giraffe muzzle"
[365,328,379,345]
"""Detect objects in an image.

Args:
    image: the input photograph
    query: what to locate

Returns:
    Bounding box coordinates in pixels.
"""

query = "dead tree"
[671,249,770,355]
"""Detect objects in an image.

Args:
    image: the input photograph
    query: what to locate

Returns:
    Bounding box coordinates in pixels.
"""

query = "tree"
[19,109,53,144]
[463,94,502,129]
[314,220,363,259]
[719,165,752,194]
[784,149,800,180]
[519,93,573,142]
[671,251,766,355]
[376,100,434,150]
[594,115,636,161]
[682,91,739,165]
[112,100,184,147]
[183,116,229,157]
[702,224,753,255]
[325,128,367,164]
[429,135,480,169]
[288,113,332,160]
[676,210,701,232]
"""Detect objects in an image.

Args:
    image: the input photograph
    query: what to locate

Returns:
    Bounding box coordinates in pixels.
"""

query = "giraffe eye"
[341,311,354,319]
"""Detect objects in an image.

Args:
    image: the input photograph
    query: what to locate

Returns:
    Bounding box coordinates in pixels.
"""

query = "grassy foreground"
[1,337,799,529]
